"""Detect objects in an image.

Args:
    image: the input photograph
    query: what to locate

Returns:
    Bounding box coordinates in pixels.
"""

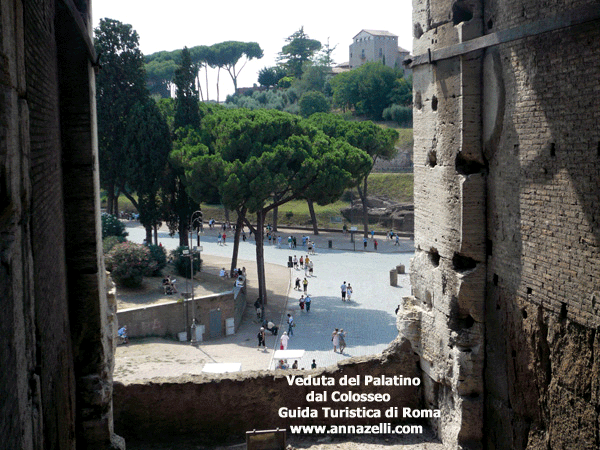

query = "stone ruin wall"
[405,0,600,448]
[1,1,123,448]
[112,339,422,445]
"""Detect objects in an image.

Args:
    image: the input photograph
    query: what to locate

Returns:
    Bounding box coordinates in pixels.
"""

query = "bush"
[147,244,167,276]
[101,213,128,239]
[299,91,330,117]
[172,246,202,278]
[102,235,126,254]
[382,104,413,126]
[105,242,156,288]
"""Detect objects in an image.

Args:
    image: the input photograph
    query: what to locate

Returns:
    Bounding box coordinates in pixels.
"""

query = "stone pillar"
[403,0,486,447]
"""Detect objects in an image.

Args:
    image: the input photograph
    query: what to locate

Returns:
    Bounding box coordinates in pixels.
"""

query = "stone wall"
[406,0,600,449]
[1,1,122,448]
[113,338,421,445]
[118,289,246,341]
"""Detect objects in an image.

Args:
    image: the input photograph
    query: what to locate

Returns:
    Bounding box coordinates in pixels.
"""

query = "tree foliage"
[329,62,407,120]
[305,113,399,236]
[278,27,321,78]
[258,66,287,89]
[210,41,263,93]
[174,47,201,130]
[172,109,371,303]
[94,18,148,214]
[299,91,330,117]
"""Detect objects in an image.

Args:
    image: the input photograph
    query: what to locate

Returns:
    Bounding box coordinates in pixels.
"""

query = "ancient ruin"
[404,0,600,448]
[1,0,599,449]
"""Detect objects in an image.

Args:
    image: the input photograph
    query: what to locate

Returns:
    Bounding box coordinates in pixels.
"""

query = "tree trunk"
[272,205,278,232]
[114,188,120,217]
[179,218,189,247]
[145,226,152,244]
[224,206,230,224]
[357,177,369,238]
[307,198,319,235]
[205,66,210,102]
[216,68,221,103]
[230,207,246,276]
[255,210,267,305]
[153,224,158,245]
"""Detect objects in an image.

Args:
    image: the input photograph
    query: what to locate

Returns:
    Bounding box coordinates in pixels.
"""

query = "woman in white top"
[280,331,290,350]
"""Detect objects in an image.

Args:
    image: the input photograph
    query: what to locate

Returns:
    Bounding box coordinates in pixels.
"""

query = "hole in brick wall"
[459,315,475,328]
[424,290,433,309]
[469,392,479,398]
[414,92,423,110]
[511,350,517,358]
[414,23,424,39]
[550,143,556,157]
[597,142,600,157]
[452,253,477,272]
[560,302,567,320]
[493,273,499,286]
[427,150,437,167]
[487,239,493,257]
[429,248,440,267]
[527,287,533,295]
[452,1,474,25]
[487,19,493,29]
[431,95,438,111]
[522,308,528,319]
[455,151,487,175]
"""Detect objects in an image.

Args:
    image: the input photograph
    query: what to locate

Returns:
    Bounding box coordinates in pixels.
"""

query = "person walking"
[299,295,305,311]
[308,260,314,276]
[293,255,298,269]
[341,281,347,301]
[332,328,339,352]
[280,331,289,350]
[257,327,266,350]
[287,313,294,336]
[303,278,308,293]
[338,329,347,353]
[374,239,378,251]
[305,294,312,312]
[347,284,353,301]
[299,255,304,268]
[277,235,282,248]
[311,359,317,369]
[363,237,368,250]
[294,277,301,291]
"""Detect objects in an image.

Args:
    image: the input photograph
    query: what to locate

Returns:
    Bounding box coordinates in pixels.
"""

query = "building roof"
[353,29,398,39]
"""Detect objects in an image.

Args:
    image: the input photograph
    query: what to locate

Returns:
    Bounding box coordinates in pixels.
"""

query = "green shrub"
[172,246,202,278]
[147,244,167,276]
[105,242,156,288]
[299,91,330,117]
[102,235,126,254]
[101,213,128,239]
[382,104,413,126]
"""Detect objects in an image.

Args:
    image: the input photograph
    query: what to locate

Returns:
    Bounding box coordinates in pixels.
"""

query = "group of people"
[162,275,177,295]
[340,281,353,301]
[332,328,347,353]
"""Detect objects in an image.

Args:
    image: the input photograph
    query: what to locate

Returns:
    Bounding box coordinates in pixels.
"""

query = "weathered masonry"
[1,0,123,448]
[403,0,600,449]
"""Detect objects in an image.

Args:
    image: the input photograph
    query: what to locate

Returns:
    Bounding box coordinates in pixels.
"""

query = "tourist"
[374,239,378,251]
[311,359,317,369]
[292,360,298,369]
[338,329,347,353]
[299,295,305,311]
[341,281,347,301]
[287,313,294,336]
[299,255,304,268]
[295,277,301,290]
[347,283,353,301]
[293,255,298,269]
[308,260,314,276]
[280,331,289,350]
[303,278,308,293]
[304,294,312,312]
[363,237,368,249]
[332,328,339,352]
[257,327,266,349]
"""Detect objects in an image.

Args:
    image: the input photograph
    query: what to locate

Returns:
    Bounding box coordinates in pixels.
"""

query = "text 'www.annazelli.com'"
[289,423,424,435]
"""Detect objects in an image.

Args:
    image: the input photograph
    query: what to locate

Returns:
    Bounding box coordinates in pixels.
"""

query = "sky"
[92,0,414,100]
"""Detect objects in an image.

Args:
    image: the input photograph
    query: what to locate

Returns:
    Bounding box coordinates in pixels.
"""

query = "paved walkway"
[121,223,413,374]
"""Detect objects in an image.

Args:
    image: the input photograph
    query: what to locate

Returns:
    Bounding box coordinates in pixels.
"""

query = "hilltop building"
[349,29,410,73]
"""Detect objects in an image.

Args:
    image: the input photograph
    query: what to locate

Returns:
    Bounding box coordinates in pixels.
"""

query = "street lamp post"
[188,210,203,345]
